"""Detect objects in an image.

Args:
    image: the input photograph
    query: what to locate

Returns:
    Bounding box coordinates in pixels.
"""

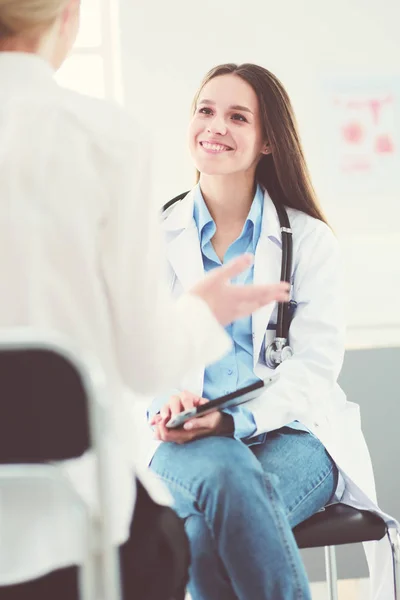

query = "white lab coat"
[0,52,233,585]
[138,187,399,600]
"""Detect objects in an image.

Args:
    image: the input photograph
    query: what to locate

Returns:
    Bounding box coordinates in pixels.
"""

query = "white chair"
[0,330,123,600]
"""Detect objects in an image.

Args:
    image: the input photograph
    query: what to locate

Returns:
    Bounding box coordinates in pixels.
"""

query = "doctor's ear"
[261,142,272,156]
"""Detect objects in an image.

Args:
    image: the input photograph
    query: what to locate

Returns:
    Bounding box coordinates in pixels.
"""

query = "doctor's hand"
[190,254,290,326]
[150,391,234,444]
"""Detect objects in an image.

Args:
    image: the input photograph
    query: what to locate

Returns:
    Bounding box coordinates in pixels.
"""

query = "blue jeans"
[150,427,338,600]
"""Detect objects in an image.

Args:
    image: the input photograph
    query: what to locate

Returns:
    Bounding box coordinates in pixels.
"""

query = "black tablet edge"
[195,379,265,415]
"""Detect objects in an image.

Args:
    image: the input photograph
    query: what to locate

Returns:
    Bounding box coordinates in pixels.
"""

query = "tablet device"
[165,374,279,429]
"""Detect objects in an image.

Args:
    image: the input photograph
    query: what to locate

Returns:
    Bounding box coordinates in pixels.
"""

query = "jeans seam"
[150,470,201,510]
[151,470,234,588]
[286,464,335,521]
[152,469,235,546]
[262,473,304,600]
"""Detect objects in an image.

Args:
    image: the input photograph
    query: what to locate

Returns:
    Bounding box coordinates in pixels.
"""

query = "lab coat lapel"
[162,189,205,291]
[252,191,283,367]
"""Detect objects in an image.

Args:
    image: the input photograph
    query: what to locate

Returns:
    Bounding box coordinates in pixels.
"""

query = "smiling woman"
[146,62,381,600]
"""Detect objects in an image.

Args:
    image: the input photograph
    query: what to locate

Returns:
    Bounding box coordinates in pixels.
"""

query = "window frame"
[59,0,124,103]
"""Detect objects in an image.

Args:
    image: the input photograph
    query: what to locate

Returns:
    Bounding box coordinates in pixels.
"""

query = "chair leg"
[388,526,400,600]
[324,546,339,600]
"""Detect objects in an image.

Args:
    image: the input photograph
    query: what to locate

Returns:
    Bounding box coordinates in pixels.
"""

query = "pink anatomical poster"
[321,77,400,193]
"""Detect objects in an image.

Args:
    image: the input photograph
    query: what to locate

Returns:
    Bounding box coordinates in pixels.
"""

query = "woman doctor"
[0,6,290,599]
[148,63,387,600]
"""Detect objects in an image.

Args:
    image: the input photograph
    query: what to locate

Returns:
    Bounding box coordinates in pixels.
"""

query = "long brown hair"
[193,63,327,224]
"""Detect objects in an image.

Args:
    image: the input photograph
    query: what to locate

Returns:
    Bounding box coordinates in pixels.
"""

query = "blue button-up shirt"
[192,184,263,440]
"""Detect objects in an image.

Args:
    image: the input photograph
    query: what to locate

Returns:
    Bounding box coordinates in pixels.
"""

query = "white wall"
[118,0,400,348]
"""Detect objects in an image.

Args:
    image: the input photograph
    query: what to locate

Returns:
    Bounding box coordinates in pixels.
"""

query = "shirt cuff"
[223,406,257,440]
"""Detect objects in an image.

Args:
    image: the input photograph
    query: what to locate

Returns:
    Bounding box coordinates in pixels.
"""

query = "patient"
[0,2,288,598]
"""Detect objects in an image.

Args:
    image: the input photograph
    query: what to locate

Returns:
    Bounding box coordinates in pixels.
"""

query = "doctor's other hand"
[150,390,234,444]
[190,253,289,326]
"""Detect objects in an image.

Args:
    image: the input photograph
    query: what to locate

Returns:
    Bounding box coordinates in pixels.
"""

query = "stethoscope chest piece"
[264,338,294,369]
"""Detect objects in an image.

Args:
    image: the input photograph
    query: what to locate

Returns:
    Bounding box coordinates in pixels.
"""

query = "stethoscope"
[163,192,294,368]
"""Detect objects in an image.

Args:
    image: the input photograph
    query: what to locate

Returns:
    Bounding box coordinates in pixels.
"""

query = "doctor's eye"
[231,113,248,123]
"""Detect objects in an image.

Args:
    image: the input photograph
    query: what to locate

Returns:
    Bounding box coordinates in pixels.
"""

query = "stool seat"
[293,503,387,549]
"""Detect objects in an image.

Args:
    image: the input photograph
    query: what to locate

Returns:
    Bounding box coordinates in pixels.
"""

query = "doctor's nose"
[207,117,227,136]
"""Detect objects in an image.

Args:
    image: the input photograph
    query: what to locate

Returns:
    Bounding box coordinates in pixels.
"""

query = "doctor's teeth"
[202,142,227,151]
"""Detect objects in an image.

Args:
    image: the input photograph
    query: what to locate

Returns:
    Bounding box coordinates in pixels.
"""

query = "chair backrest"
[0,332,122,600]
[0,348,90,464]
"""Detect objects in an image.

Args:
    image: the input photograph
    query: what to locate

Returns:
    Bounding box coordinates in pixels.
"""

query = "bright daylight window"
[56,0,123,102]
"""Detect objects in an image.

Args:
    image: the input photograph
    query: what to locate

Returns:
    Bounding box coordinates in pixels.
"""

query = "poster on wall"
[320,76,400,194]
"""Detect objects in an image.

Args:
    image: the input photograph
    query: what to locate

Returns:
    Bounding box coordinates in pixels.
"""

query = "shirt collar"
[247,184,264,249]
[0,52,56,92]
[193,183,264,251]
[193,184,213,241]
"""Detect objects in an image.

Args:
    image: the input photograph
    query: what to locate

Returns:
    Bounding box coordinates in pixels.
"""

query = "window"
[56,0,123,103]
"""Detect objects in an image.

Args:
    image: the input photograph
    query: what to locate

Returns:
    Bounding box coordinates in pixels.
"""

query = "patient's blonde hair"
[0,0,68,42]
